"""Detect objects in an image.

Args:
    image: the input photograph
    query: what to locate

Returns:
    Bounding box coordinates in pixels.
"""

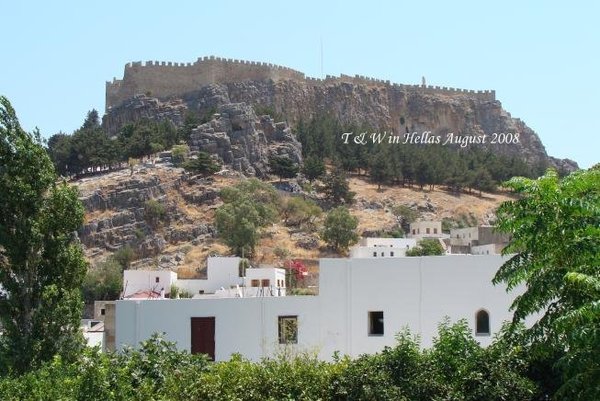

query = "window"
[278,316,298,344]
[426,228,430,234]
[251,279,260,287]
[434,228,438,234]
[390,251,394,257]
[368,311,384,336]
[381,252,384,257]
[100,308,106,316]
[155,277,160,283]
[412,229,416,235]
[373,251,377,257]
[261,279,270,287]
[475,310,490,336]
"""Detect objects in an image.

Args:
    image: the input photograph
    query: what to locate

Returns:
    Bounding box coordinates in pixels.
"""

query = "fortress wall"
[106,57,306,109]
[106,56,495,110]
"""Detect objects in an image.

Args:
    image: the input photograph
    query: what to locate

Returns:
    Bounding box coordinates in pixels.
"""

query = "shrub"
[144,199,167,227]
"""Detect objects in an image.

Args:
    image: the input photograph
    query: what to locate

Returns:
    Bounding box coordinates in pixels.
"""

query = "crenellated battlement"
[106,56,495,110]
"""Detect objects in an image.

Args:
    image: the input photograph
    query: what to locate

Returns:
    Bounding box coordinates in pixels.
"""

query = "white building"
[350,237,417,258]
[115,255,531,361]
[123,269,177,299]
[81,319,105,349]
[408,221,444,238]
[450,226,510,254]
[122,257,286,300]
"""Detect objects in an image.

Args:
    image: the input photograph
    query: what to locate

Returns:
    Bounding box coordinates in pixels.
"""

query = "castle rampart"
[106,56,496,110]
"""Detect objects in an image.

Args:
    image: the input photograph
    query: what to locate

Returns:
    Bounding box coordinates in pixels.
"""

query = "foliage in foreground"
[0,321,545,401]
[0,96,88,374]
[493,167,600,400]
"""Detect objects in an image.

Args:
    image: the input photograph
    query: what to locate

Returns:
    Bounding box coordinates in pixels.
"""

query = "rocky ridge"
[188,103,302,177]
[104,70,578,171]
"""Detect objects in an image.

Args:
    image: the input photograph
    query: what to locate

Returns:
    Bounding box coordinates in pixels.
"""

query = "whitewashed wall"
[116,255,532,361]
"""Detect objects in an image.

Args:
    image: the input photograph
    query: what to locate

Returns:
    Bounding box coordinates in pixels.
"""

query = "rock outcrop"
[103,58,578,171]
[188,103,302,177]
[76,167,217,264]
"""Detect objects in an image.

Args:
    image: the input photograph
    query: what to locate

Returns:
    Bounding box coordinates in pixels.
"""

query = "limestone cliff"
[103,57,578,171]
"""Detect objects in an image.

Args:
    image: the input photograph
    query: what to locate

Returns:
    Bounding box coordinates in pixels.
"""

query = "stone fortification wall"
[106,56,495,110]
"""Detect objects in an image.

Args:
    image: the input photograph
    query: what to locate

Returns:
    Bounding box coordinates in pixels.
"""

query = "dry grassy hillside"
[76,165,513,281]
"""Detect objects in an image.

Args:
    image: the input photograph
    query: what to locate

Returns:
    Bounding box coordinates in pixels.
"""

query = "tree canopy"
[321,206,359,252]
[216,179,280,256]
[0,96,87,374]
[493,167,600,399]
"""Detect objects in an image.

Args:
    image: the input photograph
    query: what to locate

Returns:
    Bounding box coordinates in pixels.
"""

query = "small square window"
[278,315,298,344]
[381,252,384,257]
[261,279,270,287]
[390,251,394,257]
[251,279,260,287]
[155,277,160,283]
[426,228,430,234]
[373,252,377,257]
[434,228,438,234]
[369,311,384,336]
[100,308,106,316]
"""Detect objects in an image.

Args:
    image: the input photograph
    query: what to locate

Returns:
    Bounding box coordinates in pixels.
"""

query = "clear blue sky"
[2,1,598,168]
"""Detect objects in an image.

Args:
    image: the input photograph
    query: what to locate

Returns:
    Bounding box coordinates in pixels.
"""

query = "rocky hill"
[103,57,577,171]
[75,161,513,279]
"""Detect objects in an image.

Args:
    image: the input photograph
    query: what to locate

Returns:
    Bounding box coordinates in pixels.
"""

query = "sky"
[1,1,598,168]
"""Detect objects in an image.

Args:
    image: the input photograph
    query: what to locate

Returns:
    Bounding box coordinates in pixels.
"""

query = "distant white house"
[408,221,444,238]
[115,255,533,362]
[81,319,105,349]
[350,237,417,258]
[123,270,177,299]
[450,226,510,254]
[122,257,286,300]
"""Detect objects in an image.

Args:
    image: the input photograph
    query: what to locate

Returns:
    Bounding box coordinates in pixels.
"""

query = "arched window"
[475,309,490,336]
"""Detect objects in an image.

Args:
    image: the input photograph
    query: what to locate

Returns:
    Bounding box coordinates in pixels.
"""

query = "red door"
[191,317,215,360]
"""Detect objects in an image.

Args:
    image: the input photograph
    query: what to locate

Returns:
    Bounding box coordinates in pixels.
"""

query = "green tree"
[0,96,87,374]
[391,205,419,225]
[369,149,393,190]
[269,155,299,181]
[319,165,355,206]
[215,199,262,257]
[171,143,189,166]
[182,152,220,176]
[82,258,123,303]
[301,155,326,182]
[46,132,75,177]
[493,168,600,399]
[406,239,444,256]
[144,199,167,228]
[321,206,359,252]
[280,196,322,228]
[470,167,496,196]
[216,179,280,256]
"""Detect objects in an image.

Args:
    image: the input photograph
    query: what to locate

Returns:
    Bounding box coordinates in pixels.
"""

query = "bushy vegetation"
[321,206,359,252]
[215,179,281,257]
[296,114,549,194]
[46,111,182,177]
[183,151,221,176]
[269,155,299,181]
[0,96,88,374]
[406,238,445,256]
[493,167,600,400]
[0,322,547,401]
